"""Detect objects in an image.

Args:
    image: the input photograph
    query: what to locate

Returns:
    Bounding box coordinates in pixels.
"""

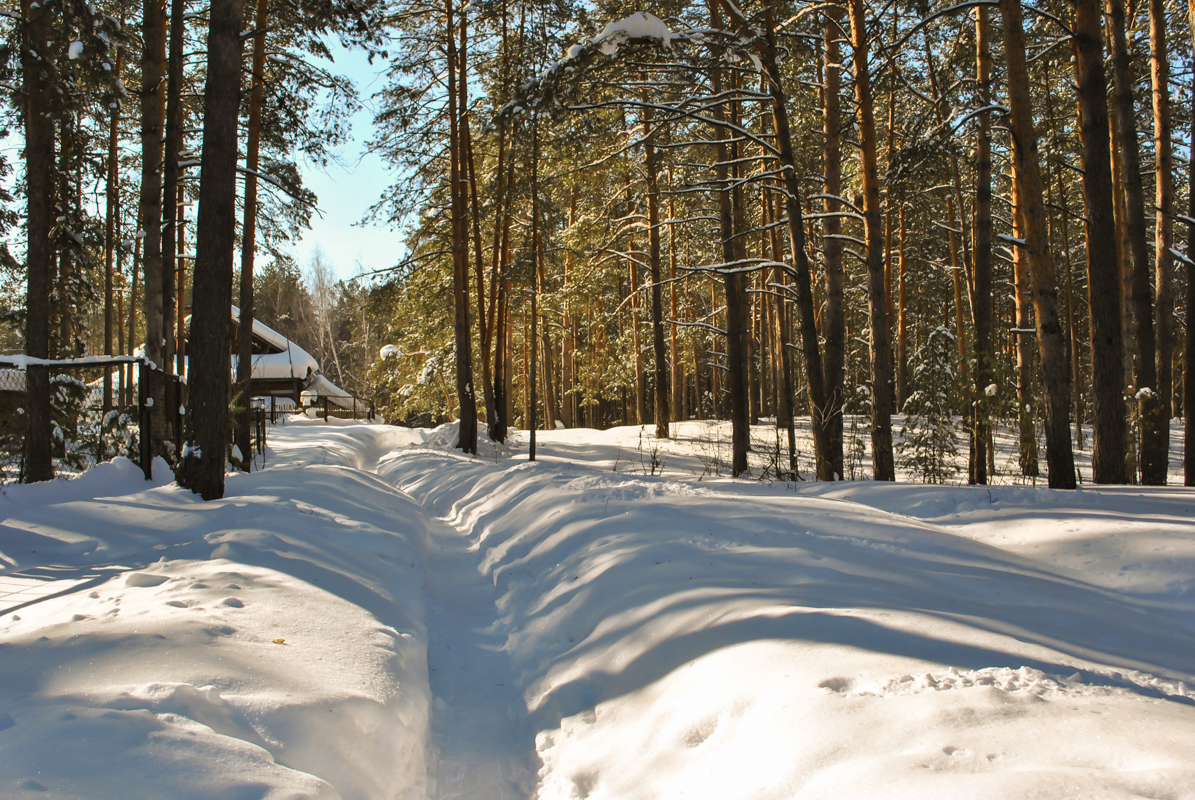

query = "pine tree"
[898,327,960,484]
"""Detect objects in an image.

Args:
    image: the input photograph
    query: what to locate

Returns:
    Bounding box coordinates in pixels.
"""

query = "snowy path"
[422,515,538,800]
[5,419,1192,798]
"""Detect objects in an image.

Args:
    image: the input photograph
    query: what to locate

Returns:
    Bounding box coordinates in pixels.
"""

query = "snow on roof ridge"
[229,305,297,355]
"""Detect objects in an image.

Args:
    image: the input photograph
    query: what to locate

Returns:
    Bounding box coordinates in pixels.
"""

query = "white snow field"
[2,417,1193,799]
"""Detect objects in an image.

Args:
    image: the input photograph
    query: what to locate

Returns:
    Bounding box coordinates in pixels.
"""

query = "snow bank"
[5,418,1192,797]
[0,430,433,799]
[375,425,1195,797]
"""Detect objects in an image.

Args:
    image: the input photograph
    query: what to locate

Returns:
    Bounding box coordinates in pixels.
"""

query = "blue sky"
[290,43,403,283]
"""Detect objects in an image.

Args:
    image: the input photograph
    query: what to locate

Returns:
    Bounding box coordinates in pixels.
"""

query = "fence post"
[323,395,329,423]
[139,362,152,481]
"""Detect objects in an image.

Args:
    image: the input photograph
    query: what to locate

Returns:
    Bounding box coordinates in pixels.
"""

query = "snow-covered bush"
[898,327,961,483]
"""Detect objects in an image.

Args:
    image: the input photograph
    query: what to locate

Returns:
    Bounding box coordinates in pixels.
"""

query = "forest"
[4,0,1194,498]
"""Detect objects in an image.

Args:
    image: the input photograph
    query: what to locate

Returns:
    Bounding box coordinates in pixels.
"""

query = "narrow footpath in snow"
[422,514,539,800]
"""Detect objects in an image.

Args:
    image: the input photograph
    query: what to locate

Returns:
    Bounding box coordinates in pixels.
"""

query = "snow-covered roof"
[230,306,300,356]
[300,374,363,409]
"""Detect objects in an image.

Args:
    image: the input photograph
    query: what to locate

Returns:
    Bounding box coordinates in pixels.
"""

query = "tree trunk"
[1109,99,1134,470]
[20,0,56,483]
[1186,0,1195,486]
[529,119,540,461]
[1108,0,1165,483]
[235,0,269,472]
[708,0,749,475]
[140,0,167,368]
[896,202,909,409]
[847,0,895,481]
[128,211,141,389]
[445,0,477,454]
[161,0,184,375]
[460,14,493,434]
[1010,179,1039,477]
[1149,0,1174,426]
[999,0,1077,488]
[1072,0,1126,482]
[752,0,834,479]
[625,178,646,427]
[176,0,245,500]
[562,185,577,429]
[946,197,966,369]
[821,4,846,479]
[176,184,187,377]
[489,128,515,443]
[669,168,682,426]
[104,50,122,412]
[971,5,994,485]
[1042,63,1086,453]
[643,103,670,439]
[539,236,558,431]
[486,9,511,442]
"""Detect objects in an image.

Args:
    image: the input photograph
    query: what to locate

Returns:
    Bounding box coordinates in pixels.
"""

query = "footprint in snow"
[221,597,244,608]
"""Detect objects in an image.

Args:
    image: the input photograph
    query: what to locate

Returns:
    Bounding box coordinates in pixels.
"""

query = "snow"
[2,418,1193,797]
[0,354,146,369]
[228,305,322,380]
[0,438,429,799]
[68,40,83,60]
[596,11,672,56]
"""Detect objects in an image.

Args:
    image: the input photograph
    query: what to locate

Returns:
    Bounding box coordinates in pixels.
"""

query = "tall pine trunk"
[847,0,894,480]
[1108,0,1166,483]
[236,0,269,471]
[164,0,184,375]
[104,51,122,411]
[1010,178,1039,477]
[749,0,834,478]
[821,3,846,478]
[643,104,670,439]
[970,5,994,485]
[176,0,245,499]
[708,0,749,475]
[529,119,540,460]
[669,169,682,427]
[20,0,55,483]
[459,12,493,434]
[1187,0,1195,486]
[445,0,477,454]
[140,0,167,368]
[999,0,1077,488]
[1148,0,1174,426]
[1072,0,1126,482]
